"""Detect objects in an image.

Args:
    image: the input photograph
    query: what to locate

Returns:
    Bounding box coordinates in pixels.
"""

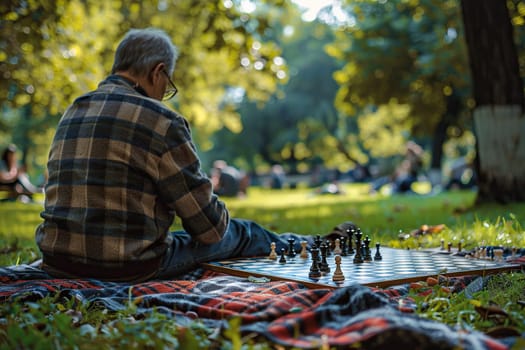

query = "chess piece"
[440,239,445,251]
[340,237,348,256]
[493,249,503,262]
[458,240,463,253]
[279,248,287,264]
[268,242,277,260]
[309,247,322,279]
[353,230,363,264]
[287,238,296,258]
[447,242,452,253]
[333,238,342,255]
[332,255,345,282]
[314,235,323,250]
[363,236,372,262]
[300,241,309,259]
[319,243,330,273]
[374,243,382,261]
[324,240,332,257]
[347,228,355,254]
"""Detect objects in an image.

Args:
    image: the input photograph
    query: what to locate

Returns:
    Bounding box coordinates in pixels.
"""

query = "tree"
[461,0,525,203]
[0,0,289,174]
[207,15,353,173]
[328,0,471,183]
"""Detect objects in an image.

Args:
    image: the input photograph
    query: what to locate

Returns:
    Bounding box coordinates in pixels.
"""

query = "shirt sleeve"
[157,115,229,244]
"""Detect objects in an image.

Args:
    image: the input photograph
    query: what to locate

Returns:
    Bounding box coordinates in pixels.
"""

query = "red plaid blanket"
[0,264,516,349]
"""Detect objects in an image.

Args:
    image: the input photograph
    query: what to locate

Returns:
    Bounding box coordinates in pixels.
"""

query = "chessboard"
[202,247,520,289]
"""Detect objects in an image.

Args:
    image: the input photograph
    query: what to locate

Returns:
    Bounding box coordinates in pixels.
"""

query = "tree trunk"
[460,0,525,203]
[474,106,525,202]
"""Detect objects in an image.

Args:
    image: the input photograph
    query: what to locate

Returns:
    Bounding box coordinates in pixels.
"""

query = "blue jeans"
[157,218,312,278]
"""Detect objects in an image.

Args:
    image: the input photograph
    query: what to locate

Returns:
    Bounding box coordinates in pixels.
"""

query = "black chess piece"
[347,228,355,255]
[279,248,287,264]
[309,247,322,279]
[319,243,331,273]
[324,239,332,257]
[374,243,382,260]
[287,238,296,258]
[314,235,323,249]
[340,236,348,256]
[363,236,372,262]
[353,230,364,264]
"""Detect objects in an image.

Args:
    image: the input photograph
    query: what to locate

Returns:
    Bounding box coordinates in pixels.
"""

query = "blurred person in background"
[0,144,41,201]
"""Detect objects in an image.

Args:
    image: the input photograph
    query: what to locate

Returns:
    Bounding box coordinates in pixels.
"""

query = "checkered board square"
[202,247,519,289]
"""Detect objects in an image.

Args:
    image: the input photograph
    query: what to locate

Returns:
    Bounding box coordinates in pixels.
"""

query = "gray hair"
[111,28,178,76]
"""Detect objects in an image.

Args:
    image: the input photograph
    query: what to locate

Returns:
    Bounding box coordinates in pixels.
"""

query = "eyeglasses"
[162,70,178,101]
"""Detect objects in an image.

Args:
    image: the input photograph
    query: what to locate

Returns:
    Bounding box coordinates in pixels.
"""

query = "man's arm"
[158,116,229,244]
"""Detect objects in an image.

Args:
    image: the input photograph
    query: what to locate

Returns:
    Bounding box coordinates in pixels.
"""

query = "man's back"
[36,75,228,281]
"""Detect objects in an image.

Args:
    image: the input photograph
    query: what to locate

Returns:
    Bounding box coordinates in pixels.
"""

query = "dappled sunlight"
[1,184,525,267]
[220,184,485,237]
[0,202,43,239]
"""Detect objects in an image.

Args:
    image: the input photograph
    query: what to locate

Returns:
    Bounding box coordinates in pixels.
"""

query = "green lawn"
[1,185,524,348]
[1,184,525,266]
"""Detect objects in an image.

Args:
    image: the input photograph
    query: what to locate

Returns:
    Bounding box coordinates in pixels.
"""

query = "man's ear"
[150,63,165,83]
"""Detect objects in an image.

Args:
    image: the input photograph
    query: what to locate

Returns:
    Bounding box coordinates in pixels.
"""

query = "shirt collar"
[104,74,150,98]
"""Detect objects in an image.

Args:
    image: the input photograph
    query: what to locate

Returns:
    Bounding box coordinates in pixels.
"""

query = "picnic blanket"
[0,263,522,349]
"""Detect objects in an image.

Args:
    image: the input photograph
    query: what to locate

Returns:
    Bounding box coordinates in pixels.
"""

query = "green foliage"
[358,102,412,158]
[329,0,471,156]
[0,294,218,349]
[1,0,290,171]
[410,272,525,336]
[207,17,353,172]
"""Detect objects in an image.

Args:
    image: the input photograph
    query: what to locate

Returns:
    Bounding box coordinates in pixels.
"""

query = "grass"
[1,184,525,348]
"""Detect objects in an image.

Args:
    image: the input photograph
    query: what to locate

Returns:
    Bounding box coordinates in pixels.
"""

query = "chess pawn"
[493,249,503,262]
[374,243,382,261]
[268,242,277,260]
[279,248,287,264]
[332,255,345,282]
[333,238,342,255]
[300,241,309,259]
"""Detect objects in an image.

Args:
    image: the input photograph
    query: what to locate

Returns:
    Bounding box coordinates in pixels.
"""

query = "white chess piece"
[333,238,342,255]
[268,242,277,260]
[300,241,308,259]
[332,255,345,282]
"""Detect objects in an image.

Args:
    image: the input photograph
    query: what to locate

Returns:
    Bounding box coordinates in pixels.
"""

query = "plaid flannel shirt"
[36,75,229,280]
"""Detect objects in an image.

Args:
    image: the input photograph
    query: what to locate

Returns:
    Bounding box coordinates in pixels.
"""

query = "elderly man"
[36,28,311,282]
